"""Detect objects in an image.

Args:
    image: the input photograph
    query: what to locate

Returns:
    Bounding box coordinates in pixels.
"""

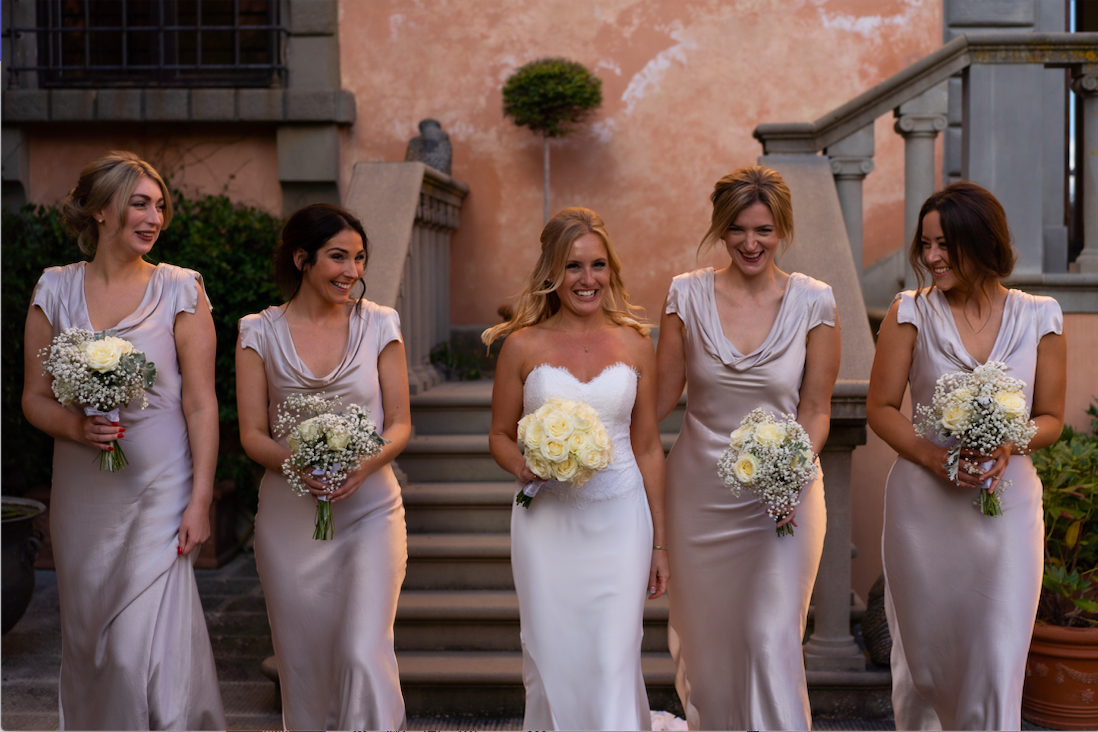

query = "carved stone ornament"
[405,119,453,175]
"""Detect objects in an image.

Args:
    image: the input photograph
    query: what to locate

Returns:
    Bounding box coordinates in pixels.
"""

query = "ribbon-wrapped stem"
[85,407,126,472]
[515,480,544,509]
[311,465,338,540]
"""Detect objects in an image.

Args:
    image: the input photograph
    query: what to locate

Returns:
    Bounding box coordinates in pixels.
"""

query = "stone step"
[395,590,670,652]
[410,379,687,435]
[405,533,514,589]
[397,650,678,717]
[402,482,515,534]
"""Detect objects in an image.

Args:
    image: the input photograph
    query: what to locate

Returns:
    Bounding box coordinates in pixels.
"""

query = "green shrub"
[1033,404,1098,627]
[502,57,603,138]
[1,191,283,511]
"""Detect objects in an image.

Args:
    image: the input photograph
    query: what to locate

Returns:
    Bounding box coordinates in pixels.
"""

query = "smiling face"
[557,232,610,318]
[920,209,964,292]
[96,176,166,257]
[721,201,780,276]
[296,227,365,304]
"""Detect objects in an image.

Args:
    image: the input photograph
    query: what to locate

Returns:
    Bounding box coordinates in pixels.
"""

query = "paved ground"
[1,552,903,731]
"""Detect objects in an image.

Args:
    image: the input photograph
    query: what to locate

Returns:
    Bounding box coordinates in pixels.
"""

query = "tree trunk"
[543,133,550,225]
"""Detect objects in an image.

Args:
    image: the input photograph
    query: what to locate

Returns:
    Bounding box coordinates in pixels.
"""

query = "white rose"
[555,454,581,483]
[102,335,135,355]
[524,420,545,450]
[567,431,591,454]
[298,417,322,444]
[83,339,125,372]
[543,410,575,441]
[516,416,528,444]
[940,403,970,434]
[534,403,554,420]
[527,454,552,480]
[540,438,568,463]
[732,453,759,484]
[995,391,1027,421]
[326,429,351,451]
[591,426,611,451]
[577,444,604,470]
[570,407,594,433]
[754,422,787,446]
[729,425,753,450]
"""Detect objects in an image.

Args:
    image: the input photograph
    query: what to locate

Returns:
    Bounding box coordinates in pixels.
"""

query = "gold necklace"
[558,324,597,353]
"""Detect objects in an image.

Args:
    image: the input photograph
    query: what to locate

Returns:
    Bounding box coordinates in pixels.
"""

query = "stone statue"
[404,119,452,175]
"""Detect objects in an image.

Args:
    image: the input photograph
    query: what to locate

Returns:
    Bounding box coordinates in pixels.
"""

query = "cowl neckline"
[77,261,164,334]
[263,305,365,386]
[927,287,1017,371]
[703,269,807,370]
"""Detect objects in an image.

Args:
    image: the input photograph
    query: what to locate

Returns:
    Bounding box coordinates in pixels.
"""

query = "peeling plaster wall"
[339,0,942,325]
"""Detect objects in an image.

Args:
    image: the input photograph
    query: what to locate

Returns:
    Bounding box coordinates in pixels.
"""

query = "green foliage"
[502,57,602,138]
[1033,403,1098,627]
[1,191,282,511]
[430,342,485,381]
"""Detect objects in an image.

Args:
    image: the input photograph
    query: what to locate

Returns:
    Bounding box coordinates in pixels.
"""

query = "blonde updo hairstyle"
[482,207,650,346]
[61,151,173,257]
[698,166,794,256]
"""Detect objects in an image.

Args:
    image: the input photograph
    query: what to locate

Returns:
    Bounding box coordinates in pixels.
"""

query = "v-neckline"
[934,287,1013,366]
[278,306,354,381]
[80,261,161,332]
[708,268,797,358]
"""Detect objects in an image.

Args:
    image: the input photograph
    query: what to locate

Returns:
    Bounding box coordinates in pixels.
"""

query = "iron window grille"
[6,0,286,88]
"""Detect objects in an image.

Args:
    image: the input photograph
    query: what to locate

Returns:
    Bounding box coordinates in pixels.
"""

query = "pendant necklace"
[559,324,595,353]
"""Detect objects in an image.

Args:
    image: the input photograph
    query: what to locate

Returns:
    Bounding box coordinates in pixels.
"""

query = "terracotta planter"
[1023,622,1098,730]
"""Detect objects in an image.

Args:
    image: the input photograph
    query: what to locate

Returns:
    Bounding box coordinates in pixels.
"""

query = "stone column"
[894,83,948,289]
[1073,65,1098,273]
[825,124,875,279]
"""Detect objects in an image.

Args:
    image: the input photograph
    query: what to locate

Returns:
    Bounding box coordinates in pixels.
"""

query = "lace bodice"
[522,362,644,506]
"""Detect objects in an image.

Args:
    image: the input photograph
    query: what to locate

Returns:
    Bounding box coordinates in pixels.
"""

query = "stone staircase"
[395,380,683,716]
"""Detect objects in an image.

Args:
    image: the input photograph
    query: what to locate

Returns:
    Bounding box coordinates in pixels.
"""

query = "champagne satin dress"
[33,262,226,730]
[664,269,833,731]
[239,301,407,730]
[511,362,654,731]
[882,289,1062,731]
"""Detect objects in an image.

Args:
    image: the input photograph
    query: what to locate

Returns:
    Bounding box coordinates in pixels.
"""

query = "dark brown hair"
[274,204,370,302]
[909,181,1016,295]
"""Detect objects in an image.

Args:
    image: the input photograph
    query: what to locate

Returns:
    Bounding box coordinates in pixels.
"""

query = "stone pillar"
[1073,65,1098,274]
[825,124,875,279]
[894,83,948,289]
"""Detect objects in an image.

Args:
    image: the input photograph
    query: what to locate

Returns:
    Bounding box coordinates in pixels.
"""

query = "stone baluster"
[1073,64,1098,273]
[825,124,875,279]
[894,82,948,288]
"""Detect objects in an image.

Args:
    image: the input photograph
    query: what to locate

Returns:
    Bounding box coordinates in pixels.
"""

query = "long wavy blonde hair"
[482,207,650,346]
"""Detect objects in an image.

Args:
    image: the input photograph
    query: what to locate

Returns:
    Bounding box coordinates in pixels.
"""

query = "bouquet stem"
[978,487,1003,517]
[314,496,334,540]
[775,522,795,538]
[99,440,129,472]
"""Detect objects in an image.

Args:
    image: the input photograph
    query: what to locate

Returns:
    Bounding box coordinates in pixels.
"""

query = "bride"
[484,207,669,731]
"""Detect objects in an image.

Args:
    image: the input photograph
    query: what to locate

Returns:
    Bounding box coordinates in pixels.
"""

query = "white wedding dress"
[511,362,654,731]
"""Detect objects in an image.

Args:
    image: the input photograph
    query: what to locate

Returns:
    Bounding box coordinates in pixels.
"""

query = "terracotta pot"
[1022,622,1098,730]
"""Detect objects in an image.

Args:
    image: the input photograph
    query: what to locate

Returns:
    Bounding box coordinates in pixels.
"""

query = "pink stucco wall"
[338,0,943,326]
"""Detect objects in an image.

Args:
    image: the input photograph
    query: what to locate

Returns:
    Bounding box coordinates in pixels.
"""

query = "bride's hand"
[648,548,669,600]
[516,465,539,484]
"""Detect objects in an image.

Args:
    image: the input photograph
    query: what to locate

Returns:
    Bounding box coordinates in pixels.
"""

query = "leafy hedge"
[1,191,283,510]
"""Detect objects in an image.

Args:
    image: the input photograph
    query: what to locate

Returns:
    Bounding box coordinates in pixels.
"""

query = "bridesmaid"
[21,151,225,729]
[236,204,410,729]
[656,166,840,730]
[484,207,669,730]
[867,181,1066,730]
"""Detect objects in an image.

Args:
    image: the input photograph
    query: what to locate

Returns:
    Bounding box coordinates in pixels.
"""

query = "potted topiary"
[502,57,602,223]
[1022,404,1098,730]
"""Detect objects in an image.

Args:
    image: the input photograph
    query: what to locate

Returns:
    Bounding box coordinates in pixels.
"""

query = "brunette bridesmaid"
[867,181,1065,730]
[656,166,840,730]
[21,151,225,729]
[236,204,410,729]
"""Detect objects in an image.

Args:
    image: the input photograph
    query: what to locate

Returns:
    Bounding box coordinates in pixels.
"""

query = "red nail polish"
[118,433,124,439]
[177,546,183,555]
[111,421,120,427]
[108,446,114,451]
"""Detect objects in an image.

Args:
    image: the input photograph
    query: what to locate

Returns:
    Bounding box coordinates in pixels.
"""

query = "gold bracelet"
[653,544,667,550]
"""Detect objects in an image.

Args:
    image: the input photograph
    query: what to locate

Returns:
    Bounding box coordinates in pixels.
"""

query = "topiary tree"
[503,57,602,223]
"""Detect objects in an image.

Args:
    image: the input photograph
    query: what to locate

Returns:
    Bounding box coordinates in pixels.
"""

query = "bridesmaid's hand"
[80,415,124,451]
[301,461,377,504]
[920,441,985,489]
[965,445,1011,494]
[178,500,211,556]
[648,549,670,600]
[776,505,799,531]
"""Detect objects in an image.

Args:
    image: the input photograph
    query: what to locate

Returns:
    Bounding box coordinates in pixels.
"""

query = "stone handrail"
[754,33,1098,154]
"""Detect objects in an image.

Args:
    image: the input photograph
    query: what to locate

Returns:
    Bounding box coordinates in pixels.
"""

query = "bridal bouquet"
[914,360,1037,516]
[39,328,156,472]
[717,409,818,537]
[275,393,386,540]
[515,398,613,508]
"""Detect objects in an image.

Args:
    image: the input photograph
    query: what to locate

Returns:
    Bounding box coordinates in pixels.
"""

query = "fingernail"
[108,446,114,451]
[118,433,124,439]
[111,421,119,426]
[649,586,656,593]
[178,546,183,555]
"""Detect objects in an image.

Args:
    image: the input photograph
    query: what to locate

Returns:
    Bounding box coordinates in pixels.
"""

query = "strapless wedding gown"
[511,362,654,731]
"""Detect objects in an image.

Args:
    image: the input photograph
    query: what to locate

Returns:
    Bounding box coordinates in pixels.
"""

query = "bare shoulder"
[615,325,655,369]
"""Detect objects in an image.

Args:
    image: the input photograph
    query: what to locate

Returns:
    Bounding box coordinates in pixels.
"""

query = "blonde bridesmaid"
[22,151,225,729]
[656,166,840,730]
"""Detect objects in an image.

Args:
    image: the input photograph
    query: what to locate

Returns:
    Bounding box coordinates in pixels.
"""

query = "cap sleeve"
[167,265,213,317]
[373,305,403,357]
[1036,296,1063,340]
[892,291,919,329]
[31,266,66,327]
[665,275,689,317]
[238,312,266,359]
[807,280,837,331]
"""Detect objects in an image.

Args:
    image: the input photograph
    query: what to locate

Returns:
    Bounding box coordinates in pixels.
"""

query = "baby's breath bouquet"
[717,409,818,537]
[39,327,156,472]
[515,397,613,508]
[275,393,386,540]
[914,360,1038,516]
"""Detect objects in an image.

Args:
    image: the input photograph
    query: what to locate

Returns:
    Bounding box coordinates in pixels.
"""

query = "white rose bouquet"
[914,360,1037,516]
[717,409,818,537]
[274,393,386,540]
[514,397,613,508]
[39,327,156,472]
